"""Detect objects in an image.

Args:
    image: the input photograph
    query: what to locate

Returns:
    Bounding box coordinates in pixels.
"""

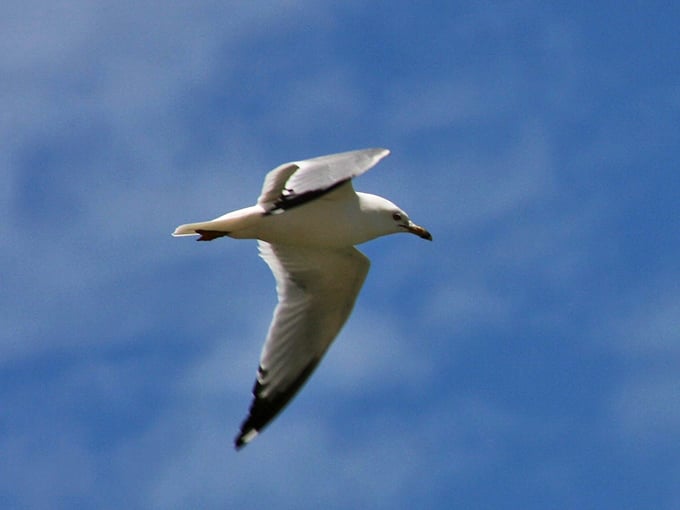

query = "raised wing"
[234,241,370,449]
[257,148,390,212]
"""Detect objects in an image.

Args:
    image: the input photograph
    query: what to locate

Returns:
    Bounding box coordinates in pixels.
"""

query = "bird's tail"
[172,206,259,241]
[172,222,205,237]
[172,221,231,241]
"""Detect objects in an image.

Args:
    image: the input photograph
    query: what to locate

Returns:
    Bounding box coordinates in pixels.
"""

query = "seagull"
[173,148,431,449]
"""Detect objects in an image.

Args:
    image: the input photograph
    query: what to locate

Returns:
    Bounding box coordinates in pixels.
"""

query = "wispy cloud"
[597,286,680,454]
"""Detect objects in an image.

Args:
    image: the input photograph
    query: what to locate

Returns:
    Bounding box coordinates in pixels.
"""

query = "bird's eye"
[392,212,402,221]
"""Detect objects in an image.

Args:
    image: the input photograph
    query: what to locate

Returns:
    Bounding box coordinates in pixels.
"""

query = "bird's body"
[173,148,431,449]
[178,188,405,248]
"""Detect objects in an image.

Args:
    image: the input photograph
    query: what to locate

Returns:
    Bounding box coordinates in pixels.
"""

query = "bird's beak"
[404,221,432,241]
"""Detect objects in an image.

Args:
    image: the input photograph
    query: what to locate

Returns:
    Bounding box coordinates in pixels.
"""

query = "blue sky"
[2,1,680,508]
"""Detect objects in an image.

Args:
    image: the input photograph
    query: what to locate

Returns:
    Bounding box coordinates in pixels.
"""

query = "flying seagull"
[173,148,432,449]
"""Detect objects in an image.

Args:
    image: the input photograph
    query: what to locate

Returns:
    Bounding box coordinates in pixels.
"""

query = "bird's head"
[389,208,432,240]
[360,193,432,241]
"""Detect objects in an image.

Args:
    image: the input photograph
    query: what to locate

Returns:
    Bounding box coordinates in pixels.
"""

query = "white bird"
[173,148,431,449]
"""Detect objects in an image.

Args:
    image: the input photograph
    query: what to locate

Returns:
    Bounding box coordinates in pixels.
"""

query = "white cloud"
[377,119,556,236]
[387,77,507,133]
[611,374,680,449]
[613,291,680,358]
[422,284,512,335]
[0,427,98,509]
[314,307,434,394]
[143,392,525,509]
[594,284,680,452]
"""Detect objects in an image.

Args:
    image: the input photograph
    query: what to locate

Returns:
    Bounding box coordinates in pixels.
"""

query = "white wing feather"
[234,241,370,448]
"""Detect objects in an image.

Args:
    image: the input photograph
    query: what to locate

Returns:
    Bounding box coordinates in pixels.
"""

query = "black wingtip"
[234,435,246,451]
[234,426,259,451]
[233,362,318,450]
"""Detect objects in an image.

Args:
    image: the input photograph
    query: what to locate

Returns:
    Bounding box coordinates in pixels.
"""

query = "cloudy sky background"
[2,1,680,508]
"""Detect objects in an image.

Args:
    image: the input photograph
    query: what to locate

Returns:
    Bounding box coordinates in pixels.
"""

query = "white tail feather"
[172,206,262,239]
[172,222,206,237]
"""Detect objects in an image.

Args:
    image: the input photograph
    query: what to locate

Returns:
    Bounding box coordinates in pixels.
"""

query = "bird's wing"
[257,148,390,212]
[235,241,370,449]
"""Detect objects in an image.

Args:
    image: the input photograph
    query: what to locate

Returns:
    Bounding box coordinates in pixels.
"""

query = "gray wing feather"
[257,148,389,209]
